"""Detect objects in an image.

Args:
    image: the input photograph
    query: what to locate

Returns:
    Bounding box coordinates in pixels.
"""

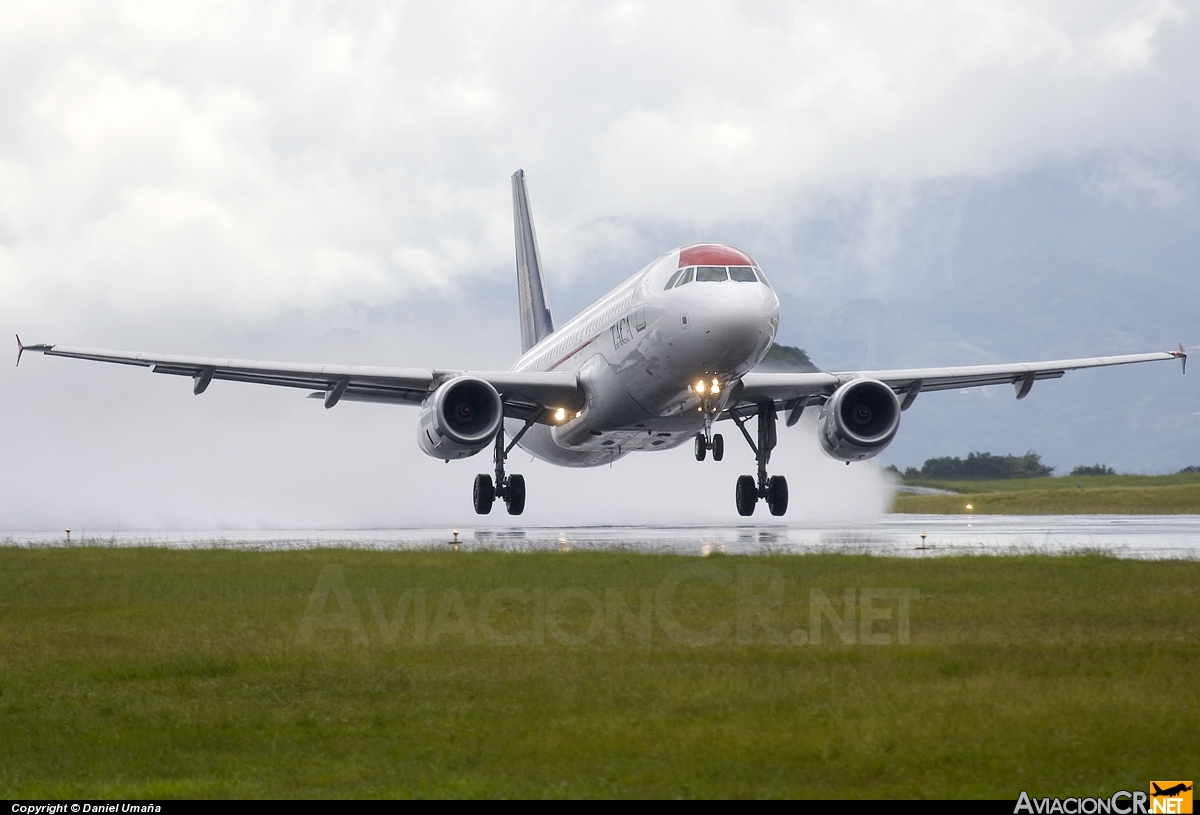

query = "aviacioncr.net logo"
[1016,785,1194,815]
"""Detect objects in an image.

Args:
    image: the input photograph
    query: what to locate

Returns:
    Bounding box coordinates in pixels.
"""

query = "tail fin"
[512,169,554,352]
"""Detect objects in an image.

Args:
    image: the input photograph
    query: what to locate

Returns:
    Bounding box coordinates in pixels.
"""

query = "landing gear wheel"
[473,474,495,515]
[694,433,707,461]
[728,402,789,518]
[735,475,757,516]
[505,474,526,516]
[767,475,789,516]
[712,433,724,461]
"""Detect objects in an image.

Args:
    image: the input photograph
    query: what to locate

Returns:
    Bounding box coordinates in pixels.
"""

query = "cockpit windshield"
[667,265,765,289]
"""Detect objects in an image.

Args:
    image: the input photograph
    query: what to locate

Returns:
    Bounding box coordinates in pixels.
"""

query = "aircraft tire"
[694,433,707,461]
[712,434,724,461]
[473,474,495,515]
[767,475,789,516]
[505,474,526,516]
[735,475,757,516]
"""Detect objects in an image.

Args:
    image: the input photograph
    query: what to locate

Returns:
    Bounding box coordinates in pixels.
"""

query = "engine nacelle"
[416,376,504,460]
[817,378,901,462]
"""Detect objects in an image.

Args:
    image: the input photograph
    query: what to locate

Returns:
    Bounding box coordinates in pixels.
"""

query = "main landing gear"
[728,401,788,517]
[473,422,529,515]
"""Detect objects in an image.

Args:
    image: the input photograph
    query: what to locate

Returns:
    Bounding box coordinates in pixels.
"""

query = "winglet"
[15,335,54,367]
[1176,343,1188,375]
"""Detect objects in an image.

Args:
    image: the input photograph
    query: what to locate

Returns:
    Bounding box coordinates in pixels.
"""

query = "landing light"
[711,378,720,394]
[555,407,566,422]
[695,379,706,394]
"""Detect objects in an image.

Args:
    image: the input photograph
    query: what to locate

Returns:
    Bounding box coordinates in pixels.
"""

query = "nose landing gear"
[473,421,531,515]
[728,401,788,516]
[694,431,724,461]
[694,388,724,462]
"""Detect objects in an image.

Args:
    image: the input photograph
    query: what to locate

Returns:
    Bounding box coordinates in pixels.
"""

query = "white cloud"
[1088,153,1194,207]
[2,1,1196,327]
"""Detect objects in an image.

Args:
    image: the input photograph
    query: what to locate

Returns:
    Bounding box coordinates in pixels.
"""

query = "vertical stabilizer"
[512,169,554,352]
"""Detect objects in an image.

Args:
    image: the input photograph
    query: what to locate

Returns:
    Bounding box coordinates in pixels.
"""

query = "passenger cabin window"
[663,268,685,290]
[728,265,757,282]
[695,265,728,282]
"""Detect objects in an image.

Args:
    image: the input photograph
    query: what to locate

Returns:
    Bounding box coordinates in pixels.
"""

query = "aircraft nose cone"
[697,284,778,373]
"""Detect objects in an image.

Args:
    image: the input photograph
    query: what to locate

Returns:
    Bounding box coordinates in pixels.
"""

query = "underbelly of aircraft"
[512,420,701,468]
[510,373,710,468]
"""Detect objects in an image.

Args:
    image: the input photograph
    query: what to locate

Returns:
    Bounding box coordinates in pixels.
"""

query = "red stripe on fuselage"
[547,334,599,371]
[678,243,757,267]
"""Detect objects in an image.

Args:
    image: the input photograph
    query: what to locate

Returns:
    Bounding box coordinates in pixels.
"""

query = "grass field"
[892,471,1200,514]
[2,547,1198,798]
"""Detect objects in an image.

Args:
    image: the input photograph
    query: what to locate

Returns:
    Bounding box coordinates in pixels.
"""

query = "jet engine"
[816,378,901,462]
[416,376,504,460]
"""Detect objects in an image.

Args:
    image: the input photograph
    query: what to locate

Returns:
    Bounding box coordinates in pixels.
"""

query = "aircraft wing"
[734,350,1185,413]
[16,340,584,420]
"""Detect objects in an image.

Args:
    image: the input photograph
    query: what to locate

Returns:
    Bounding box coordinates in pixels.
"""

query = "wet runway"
[6,514,1199,558]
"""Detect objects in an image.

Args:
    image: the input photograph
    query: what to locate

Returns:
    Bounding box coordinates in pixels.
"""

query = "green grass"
[893,471,1200,514]
[902,471,1200,493]
[2,547,1198,798]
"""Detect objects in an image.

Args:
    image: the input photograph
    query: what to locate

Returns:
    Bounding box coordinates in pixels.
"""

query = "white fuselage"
[508,244,780,467]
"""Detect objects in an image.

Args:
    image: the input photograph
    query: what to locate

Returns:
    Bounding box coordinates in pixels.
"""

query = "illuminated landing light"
[574,411,582,418]
[695,379,706,394]
[555,407,566,422]
[711,378,721,394]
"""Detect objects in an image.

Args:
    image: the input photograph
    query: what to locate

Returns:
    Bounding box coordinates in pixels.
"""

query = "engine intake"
[817,378,901,462]
[417,376,504,460]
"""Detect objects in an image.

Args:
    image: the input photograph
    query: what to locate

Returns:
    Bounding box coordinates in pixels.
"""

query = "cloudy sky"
[2,1,1198,531]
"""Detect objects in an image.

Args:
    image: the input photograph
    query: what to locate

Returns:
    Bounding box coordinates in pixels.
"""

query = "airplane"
[1152,783,1193,798]
[17,170,1188,517]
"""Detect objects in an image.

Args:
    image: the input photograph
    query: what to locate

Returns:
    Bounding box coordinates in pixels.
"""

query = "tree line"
[898,451,1054,480]
[889,453,1199,481]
